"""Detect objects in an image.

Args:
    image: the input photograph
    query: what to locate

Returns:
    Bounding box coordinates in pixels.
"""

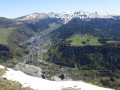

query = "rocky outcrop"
[3,61,18,68]
[51,76,62,81]
[51,74,72,81]
[15,63,43,78]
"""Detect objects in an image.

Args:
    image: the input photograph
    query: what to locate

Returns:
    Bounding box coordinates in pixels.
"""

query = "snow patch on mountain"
[18,10,117,21]
[0,65,4,69]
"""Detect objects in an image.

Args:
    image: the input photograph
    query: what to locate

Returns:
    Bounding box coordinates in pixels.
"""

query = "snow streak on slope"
[0,65,114,90]
[0,65,4,69]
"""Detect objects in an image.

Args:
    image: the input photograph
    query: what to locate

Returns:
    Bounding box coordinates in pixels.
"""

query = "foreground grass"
[0,27,15,45]
[0,68,7,76]
[84,77,120,89]
[67,34,102,46]
[0,67,33,90]
[0,77,33,90]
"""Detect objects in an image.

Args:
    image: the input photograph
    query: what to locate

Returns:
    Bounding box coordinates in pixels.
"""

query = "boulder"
[15,63,43,78]
[51,76,62,81]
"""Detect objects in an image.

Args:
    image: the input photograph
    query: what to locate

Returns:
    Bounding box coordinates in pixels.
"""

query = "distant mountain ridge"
[17,10,120,21]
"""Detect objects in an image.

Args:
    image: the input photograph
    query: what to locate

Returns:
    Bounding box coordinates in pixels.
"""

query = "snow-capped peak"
[17,10,119,21]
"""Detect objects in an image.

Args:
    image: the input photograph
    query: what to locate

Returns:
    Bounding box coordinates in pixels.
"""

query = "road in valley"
[20,31,51,64]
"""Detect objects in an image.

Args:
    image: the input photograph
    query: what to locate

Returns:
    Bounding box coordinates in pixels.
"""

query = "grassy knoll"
[0,27,15,45]
[67,34,102,46]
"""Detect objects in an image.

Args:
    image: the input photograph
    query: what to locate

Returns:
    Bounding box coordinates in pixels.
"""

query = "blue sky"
[0,0,120,18]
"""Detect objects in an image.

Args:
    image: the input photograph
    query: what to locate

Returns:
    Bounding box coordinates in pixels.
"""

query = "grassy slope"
[43,23,60,34]
[0,68,32,90]
[0,77,33,90]
[49,23,60,31]
[67,34,102,46]
[0,27,15,45]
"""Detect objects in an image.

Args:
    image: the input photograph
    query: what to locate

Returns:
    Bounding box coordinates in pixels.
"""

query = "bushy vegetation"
[100,77,120,88]
[43,54,49,60]
[0,44,12,62]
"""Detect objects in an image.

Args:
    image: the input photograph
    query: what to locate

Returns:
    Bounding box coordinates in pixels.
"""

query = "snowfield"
[0,65,114,90]
[0,65,4,69]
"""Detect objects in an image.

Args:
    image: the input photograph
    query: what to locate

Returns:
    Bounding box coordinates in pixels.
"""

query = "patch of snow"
[0,65,4,69]
[2,66,114,90]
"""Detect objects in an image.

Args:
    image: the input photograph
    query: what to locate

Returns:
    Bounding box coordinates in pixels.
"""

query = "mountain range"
[17,10,120,22]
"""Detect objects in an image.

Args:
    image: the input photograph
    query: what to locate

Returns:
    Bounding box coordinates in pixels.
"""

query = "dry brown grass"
[0,77,33,90]
[0,67,33,90]
[0,67,7,76]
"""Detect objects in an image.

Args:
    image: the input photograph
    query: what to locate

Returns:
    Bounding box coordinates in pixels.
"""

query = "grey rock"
[3,61,18,68]
[15,63,43,78]
[116,87,120,90]
[51,76,62,81]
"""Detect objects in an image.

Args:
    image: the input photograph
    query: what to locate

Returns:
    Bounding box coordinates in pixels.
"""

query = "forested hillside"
[48,18,120,70]
[50,18,120,40]
[46,18,120,88]
[48,42,120,70]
